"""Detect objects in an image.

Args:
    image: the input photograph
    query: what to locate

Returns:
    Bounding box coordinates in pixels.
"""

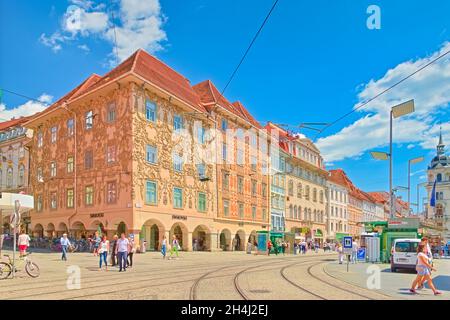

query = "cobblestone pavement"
[324,258,450,300]
[0,249,447,300]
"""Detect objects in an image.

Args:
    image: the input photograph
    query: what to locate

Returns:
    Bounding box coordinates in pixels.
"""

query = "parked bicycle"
[0,253,40,280]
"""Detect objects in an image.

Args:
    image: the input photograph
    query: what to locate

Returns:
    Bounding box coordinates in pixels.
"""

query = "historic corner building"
[268,124,328,245]
[24,49,270,251]
[426,130,450,242]
[0,116,33,233]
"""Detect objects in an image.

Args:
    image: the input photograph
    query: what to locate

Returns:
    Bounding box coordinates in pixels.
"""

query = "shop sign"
[90,213,104,218]
[388,218,419,229]
[172,215,187,221]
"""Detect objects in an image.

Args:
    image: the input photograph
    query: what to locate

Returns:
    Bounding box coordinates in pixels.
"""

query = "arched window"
[437,173,442,182]
[305,186,310,200]
[308,208,312,221]
[314,210,317,221]
[0,169,2,187]
[319,190,324,203]
[298,206,302,220]
[6,167,13,188]
[294,205,298,219]
[289,205,293,218]
[304,207,307,221]
[313,188,317,202]
[18,164,25,186]
[297,183,302,198]
[436,204,444,218]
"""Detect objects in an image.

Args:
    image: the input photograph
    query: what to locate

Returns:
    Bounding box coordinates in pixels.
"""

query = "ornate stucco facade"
[24,49,271,251]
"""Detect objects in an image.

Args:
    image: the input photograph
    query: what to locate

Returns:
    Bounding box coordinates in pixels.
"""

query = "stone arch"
[33,223,44,238]
[70,221,87,239]
[219,228,232,251]
[192,224,211,251]
[46,223,56,238]
[248,230,257,245]
[233,229,246,251]
[141,218,165,251]
[170,222,188,251]
[57,222,69,237]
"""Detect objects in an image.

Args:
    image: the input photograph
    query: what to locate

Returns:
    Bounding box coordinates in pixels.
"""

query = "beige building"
[326,171,349,242]
[271,126,328,244]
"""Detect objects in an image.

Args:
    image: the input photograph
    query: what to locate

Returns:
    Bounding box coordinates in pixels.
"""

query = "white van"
[390,238,421,272]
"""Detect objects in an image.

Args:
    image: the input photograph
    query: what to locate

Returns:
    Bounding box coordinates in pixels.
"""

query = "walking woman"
[410,244,441,295]
[169,235,180,259]
[161,235,167,259]
[127,236,135,268]
[98,235,109,271]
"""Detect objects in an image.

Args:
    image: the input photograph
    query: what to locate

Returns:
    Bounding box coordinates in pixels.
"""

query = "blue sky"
[1,0,449,210]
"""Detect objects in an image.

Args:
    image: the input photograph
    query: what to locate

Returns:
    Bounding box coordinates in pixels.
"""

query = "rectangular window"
[252,206,257,220]
[50,192,57,209]
[251,180,257,196]
[222,143,227,161]
[173,187,183,208]
[37,131,43,148]
[173,114,183,132]
[85,150,93,169]
[198,192,207,212]
[262,183,267,198]
[107,145,116,164]
[238,202,244,219]
[145,99,157,122]
[251,155,257,171]
[50,161,57,177]
[51,126,57,143]
[197,126,206,144]
[221,119,228,131]
[67,156,74,173]
[85,186,94,206]
[238,176,244,194]
[146,145,157,164]
[173,152,183,172]
[262,208,267,221]
[107,181,117,204]
[223,200,230,217]
[197,163,206,179]
[37,167,44,182]
[107,102,116,122]
[36,194,43,212]
[237,148,244,166]
[85,110,93,130]
[145,180,157,205]
[67,189,74,208]
[67,119,74,136]
[223,172,229,190]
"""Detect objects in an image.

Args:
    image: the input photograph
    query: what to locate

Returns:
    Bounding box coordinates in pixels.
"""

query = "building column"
[210,232,220,251]
[187,231,193,251]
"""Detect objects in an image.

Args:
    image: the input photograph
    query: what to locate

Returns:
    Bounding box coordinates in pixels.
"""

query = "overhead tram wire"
[0,88,51,122]
[313,49,450,141]
[108,0,120,65]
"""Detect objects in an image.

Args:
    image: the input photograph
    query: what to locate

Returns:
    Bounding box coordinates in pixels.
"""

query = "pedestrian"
[281,241,286,255]
[314,242,319,253]
[161,235,167,259]
[110,234,118,266]
[267,240,272,256]
[169,235,180,259]
[98,235,109,271]
[115,233,129,272]
[127,236,135,268]
[60,233,71,261]
[410,243,441,295]
[417,237,433,289]
[246,240,252,254]
[18,230,31,258]
[337,243,344,264]
[351,240,358,264]
[92,231,101,256]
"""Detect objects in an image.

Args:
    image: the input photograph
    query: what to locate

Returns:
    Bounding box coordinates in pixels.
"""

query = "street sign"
[343,236,353,255]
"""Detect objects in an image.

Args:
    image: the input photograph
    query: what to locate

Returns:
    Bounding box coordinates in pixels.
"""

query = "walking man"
[110,234,118,266]
[60,233,71,261]
[116,233,129,272]
[351,240,358,264]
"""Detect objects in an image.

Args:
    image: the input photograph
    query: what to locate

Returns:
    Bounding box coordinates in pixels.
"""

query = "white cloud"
[0,94,53,121]
[39,0,167,63]
[317,42,450,162]
[78,44,90,52]
[407,144,415,149]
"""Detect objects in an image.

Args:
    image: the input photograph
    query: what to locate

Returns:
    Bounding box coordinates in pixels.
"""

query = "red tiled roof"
[192,80,243,118]
[0,116,32,131]
[232,101,262,128]
[368,191,389,204]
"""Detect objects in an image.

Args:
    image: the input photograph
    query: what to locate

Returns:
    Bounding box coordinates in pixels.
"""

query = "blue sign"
[257,233,268,252]
[357,248,366,260]
[343,236,353,248]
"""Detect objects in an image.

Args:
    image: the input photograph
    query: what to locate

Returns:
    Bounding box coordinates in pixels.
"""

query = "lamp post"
[408,156,424,214]
[370,99,415,218]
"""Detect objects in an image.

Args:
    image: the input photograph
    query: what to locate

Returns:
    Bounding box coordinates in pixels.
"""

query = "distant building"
[327,170,349,242]
[426,129,450,242]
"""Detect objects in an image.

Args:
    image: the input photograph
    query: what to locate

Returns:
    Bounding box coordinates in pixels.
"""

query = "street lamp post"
[407,156,424,214]
[371,99,415,219]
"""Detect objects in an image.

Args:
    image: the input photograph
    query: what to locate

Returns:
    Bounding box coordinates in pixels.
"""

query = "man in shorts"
[18,230,31,257]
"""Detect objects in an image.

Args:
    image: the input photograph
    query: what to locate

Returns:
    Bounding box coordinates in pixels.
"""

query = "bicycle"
[0,253,40,280]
